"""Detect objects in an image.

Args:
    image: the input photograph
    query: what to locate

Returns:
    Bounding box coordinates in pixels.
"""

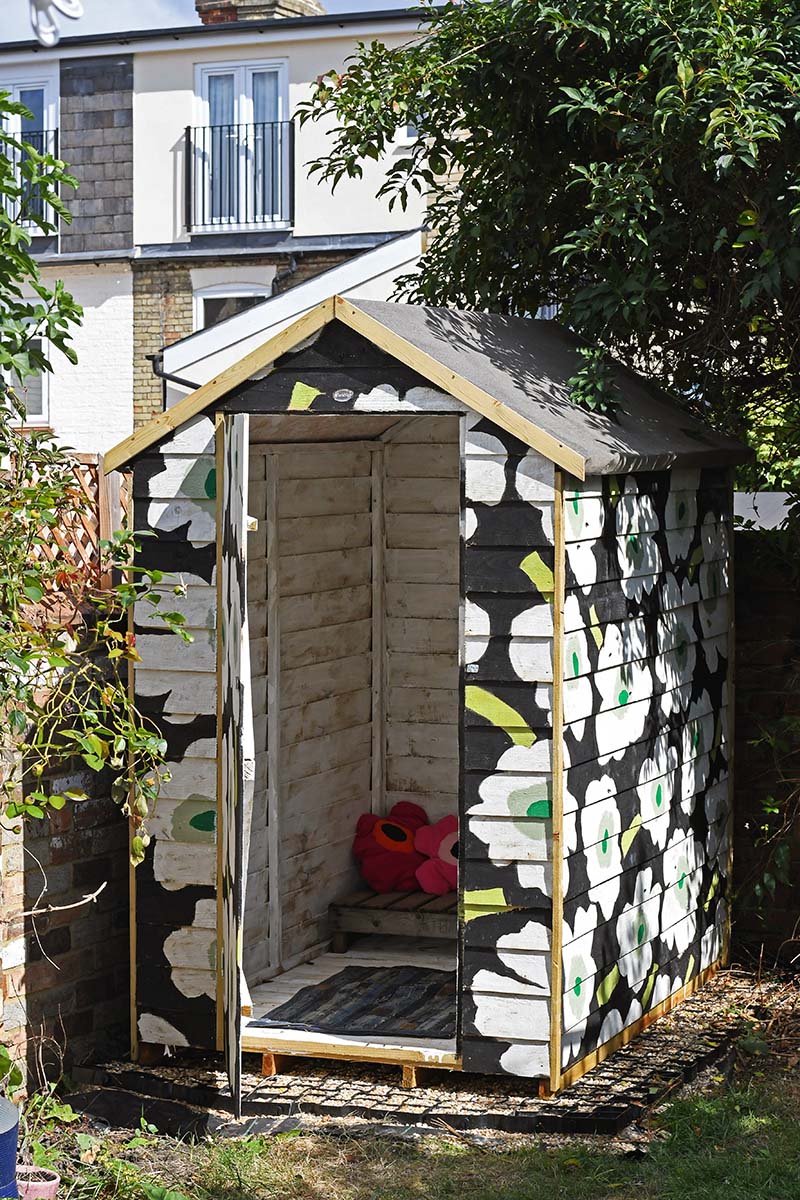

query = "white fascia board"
[162,230,423,386]
[0,19,418,68]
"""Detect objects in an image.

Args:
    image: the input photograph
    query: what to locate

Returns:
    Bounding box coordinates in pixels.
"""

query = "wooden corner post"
[548,468,566,1093]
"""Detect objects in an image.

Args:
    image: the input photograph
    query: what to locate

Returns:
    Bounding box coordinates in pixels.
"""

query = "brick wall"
[0,763,130,1082]
[59,56,134,254]
[733,529,800,961]
[131,251,352,427]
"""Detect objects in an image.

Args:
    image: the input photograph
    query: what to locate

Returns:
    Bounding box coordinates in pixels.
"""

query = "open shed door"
[218,412,253,1116]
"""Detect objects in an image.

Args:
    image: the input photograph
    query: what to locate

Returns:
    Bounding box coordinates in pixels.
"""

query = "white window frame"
[193,283,270,333]
[0,67,59,229]
[8,336,51,428]
[193,59,291,232]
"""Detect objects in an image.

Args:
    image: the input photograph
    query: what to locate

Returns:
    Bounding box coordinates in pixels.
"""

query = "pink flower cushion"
[352,801,429,893]
[415,814,458,894]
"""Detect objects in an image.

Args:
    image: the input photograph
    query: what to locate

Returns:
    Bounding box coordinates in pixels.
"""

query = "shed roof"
[105,296,750,478]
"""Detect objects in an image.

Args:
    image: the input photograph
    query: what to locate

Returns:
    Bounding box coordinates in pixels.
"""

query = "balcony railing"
[185,121,294,232]
[5,128,59,226]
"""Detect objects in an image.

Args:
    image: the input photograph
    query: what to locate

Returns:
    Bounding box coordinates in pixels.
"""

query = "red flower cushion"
[415,815,458,894]
[352,801,429,893]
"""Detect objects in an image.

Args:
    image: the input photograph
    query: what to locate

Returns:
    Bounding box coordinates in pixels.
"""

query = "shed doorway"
[239,412,462,1067]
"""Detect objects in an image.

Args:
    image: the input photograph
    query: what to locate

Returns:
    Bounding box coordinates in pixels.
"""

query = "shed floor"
[241,935,458,1065]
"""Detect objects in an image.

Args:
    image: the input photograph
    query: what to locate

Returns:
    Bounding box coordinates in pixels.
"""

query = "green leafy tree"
[0,90,188,885]
[301,0,800,487]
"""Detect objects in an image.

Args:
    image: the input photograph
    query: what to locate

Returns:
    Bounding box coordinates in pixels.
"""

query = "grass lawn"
[25,981,800,1200]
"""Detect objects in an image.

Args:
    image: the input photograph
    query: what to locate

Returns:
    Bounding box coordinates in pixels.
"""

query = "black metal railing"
[4,128,59,225]
[185,121,294,231]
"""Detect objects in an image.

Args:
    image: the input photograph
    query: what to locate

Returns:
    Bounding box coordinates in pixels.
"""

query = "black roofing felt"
[348,299,751,475]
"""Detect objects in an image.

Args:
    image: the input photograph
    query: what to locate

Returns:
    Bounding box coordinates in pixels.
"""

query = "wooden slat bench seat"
[330,889,457,948]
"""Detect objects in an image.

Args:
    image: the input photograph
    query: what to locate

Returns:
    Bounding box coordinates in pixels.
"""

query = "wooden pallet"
[329,889,458,948]
[258,1047,461,1089]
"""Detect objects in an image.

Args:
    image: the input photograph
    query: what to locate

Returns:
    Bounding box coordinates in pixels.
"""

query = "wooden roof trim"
[104,293,587,477]
[334,296,586,480]
[103,299,336,473]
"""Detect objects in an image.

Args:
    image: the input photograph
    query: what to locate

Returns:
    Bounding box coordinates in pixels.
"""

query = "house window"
[8,338,50,426]
[194,285,269,331]
[1,79,57,224]
[191,61,291,229]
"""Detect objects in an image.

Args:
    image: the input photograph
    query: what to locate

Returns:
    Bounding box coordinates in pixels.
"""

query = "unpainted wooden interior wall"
[244,441,375,979]
[384,415,462,824]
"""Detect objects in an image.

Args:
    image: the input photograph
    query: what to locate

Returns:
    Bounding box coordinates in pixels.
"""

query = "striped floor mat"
[250,964,456,1039]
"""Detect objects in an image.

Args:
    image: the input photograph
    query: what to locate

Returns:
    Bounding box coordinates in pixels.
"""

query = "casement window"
[191,61,291,229]
[194,284,269,331]
[7,337,50,427]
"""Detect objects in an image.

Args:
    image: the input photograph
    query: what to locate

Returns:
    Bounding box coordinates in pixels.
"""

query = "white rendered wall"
[132,27,425,247]
[40,264,134,455]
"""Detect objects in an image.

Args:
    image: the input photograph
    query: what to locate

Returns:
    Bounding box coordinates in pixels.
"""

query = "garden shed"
[105,296,749,1114]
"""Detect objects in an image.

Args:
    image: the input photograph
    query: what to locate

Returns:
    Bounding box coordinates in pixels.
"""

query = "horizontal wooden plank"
[278,584,372,633]
[563,634,728,724]
[464,991,550,1042]
[385,477,460,514]
[281,618,371,669]
[386,547,459,585]
[281,654,372,707]
[387,755,459,795]
[386,582,460,620]
[465,597,553,639]
[387,686,459,724]
[384,414,461,443]
[385,512,459,551]
[279,476,371,518]
[148,797,216,844]
[287,759,372,813]
[282,724,372,783]
[133,453,216,501]
[464,448,554,503]
[282,688,372,746]
[137,631,214,673]
[135,668,216,715]
[280,547,372,596]
[466,501,554,547]
[134,497,216,542]
[465,815,551,863]
[134,585,216,632]
[386,617,458,655]
[387,722,459,760]
[387,652,459,690]
[465,634,553,683]
[274,444,372,479]
[278,512,371,555]
[157,756,216,800]
[385,443,460,478]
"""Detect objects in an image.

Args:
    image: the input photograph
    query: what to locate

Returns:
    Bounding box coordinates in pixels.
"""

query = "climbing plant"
[0,89,188,863]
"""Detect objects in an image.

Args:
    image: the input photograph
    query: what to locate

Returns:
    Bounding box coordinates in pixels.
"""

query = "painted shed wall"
[559,467,731,1074]
[458,421,556,1078]
[132,414,219,1050]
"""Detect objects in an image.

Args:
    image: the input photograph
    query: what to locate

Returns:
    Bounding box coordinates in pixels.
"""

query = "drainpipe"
[147,352,202,412]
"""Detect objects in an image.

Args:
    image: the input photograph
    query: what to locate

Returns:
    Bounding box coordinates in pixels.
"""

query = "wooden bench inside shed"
[330,889,458,951]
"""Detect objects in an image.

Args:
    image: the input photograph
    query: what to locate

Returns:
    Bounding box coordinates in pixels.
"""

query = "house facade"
[0,2,425,452]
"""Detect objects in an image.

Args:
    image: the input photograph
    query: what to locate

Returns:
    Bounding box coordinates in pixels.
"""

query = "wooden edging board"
[240,1034,462,1070]
[556,957,724,1089]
